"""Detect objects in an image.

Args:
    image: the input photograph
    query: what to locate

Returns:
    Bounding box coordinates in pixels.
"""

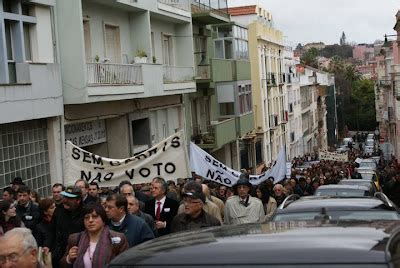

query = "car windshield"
[273,210,400,221]
[315,189,369,197]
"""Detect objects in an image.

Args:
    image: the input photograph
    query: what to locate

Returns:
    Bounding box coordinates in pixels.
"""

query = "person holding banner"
[224,176,265,225]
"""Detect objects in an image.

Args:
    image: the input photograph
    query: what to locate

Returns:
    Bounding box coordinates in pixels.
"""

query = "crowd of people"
[0,144,399,267]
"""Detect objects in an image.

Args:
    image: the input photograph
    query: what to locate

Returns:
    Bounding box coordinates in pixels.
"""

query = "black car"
[272,195,399,222]
[110,220,400,267]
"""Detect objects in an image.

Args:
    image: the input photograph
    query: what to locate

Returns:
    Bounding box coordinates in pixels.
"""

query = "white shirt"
[111,214,126,227]
[154,196,166,215]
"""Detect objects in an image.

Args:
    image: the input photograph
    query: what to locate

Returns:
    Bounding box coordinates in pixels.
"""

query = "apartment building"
[229,5,287,170]
[56,0,196,159]
[188,1,254,171]
[375,10,400,159]
[0,0,63,195]
[299,66,331,154]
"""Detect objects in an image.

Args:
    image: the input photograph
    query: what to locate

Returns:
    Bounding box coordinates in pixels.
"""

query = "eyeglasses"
[0,248,31,264]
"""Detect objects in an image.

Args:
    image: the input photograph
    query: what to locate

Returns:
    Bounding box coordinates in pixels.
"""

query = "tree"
[340,31,346,46]
[301,47,319,68]
[342,79,377,131]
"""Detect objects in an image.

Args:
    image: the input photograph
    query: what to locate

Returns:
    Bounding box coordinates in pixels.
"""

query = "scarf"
[73,226,113,268]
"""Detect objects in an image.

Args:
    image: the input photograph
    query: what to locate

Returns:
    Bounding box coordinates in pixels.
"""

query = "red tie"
[156,201,161,221]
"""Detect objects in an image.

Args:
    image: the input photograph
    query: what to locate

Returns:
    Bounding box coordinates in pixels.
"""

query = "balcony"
[266,72,277,87]
[87,63,143,85]
[236,112,254,137]
[191,0,230,24]
[158,0,191,11]
[163,66,194,83]
[195,65,211,80]
[192,118,237,149]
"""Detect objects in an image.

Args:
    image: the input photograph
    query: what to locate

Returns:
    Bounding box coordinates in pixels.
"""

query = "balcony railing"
[266,72,276,86]
[163,66,194,83]
[158,0,191,11]
[87,63,143,85]
[191,0,229,19]
[196,65,210,80]
[191,124,215,145]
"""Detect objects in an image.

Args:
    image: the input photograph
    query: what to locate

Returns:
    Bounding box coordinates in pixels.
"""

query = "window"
[217,84,235,116]
[2,0,13,13]
[220,103,235,116]
[104,24,121,63]
[21,4,30,15]
[23,23,32,61]
[238,84,252,114]
[162,34,173,65]
[213,25,248,60]
[83,20,92,61]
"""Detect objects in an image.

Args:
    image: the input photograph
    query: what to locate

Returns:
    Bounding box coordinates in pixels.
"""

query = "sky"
[228,0,399,46]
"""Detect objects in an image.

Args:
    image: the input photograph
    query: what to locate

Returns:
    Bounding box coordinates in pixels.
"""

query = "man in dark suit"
[145,177,179,236]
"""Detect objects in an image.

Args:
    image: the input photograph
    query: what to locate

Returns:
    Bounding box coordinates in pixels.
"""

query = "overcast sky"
[228,0,399,46]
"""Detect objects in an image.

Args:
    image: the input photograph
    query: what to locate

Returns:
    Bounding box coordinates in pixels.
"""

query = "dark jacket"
[144,196,179,236]
[82,194,99,205]
[16,201,41,237]
[46,204,85,267]
[109,213,154,247]
[136,211,157,236]
[35,220,52,247]
[384,179,400,207]
[171,210,221,233]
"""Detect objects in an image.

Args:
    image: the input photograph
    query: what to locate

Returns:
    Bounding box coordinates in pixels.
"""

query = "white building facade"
[56,0,196,164]
[0,0,63,195]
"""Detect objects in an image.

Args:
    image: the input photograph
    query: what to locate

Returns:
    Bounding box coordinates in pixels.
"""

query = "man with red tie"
[145,177,179,236]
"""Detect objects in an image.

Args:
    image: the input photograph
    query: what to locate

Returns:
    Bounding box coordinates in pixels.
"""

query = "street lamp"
[383,34,399,47]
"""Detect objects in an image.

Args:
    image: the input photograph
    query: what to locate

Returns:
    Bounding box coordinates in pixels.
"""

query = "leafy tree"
[301,47,319,68]
[341,79,377,131]
[319,44,353,58]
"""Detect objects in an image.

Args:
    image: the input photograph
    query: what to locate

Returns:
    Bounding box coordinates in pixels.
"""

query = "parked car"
[367,133,375,140]
[364,145,374,154]
[336,145,349,153]
[272,195,399,222]
[110,220,400,267]
[339,179,378,195]
[365,139,375,147]
[314,185,372,197]
[358,158,377,171]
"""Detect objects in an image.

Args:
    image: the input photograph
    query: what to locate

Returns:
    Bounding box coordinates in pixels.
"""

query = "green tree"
[301,47,319,68]
[342,79,377,131]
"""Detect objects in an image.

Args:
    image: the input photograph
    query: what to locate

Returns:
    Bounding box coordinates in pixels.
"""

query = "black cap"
[10,177,25,186]
[61,186,82,199]
[183,191,206,203]
[234,177,252,188]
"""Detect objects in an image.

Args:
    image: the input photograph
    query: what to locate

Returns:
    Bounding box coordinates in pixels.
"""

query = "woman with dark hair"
[36,198,56,246]
[256,184,277,221]
[0,200,23,235]
[61,203,128,267]
[30,189,41,205]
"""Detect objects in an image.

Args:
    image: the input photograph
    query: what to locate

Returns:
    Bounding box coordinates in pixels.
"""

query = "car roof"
[316,184,369,191]
[340,179,372,184]
[279,196,390,212]
[360,158,376,162]
[109,221,400,266]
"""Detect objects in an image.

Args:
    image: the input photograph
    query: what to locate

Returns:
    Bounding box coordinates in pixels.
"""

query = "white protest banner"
[190,142,287,187]
[319,150,348,162]
[65,130,190,186]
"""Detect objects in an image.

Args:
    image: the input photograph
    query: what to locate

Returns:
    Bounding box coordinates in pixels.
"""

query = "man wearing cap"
[224,175,265,225]
[171,185,220,233]
[177,182,222,224]
[44,186,85,267]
